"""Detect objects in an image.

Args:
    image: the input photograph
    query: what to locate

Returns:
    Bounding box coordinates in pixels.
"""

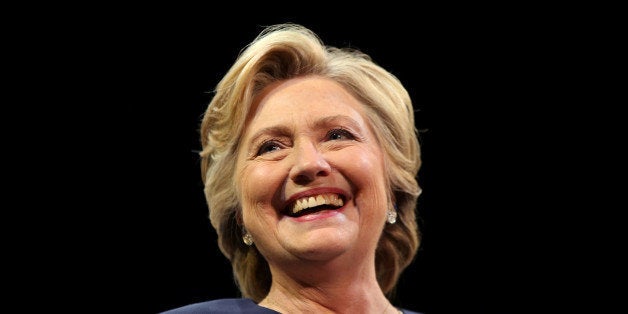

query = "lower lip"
[289,207,345,222]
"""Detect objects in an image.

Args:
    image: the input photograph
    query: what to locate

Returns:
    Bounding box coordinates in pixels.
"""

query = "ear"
[389,191,397,208]
[235,208,243,226]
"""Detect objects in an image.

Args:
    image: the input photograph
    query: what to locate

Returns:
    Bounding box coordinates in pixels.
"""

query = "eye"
[326,128,355,141]
[256,140,282,156]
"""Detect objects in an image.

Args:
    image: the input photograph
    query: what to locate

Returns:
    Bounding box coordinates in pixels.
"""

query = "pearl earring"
[242,229,254,246]
[386,205,398,224]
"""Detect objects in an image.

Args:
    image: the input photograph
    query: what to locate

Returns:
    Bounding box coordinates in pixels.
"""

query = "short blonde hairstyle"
[199,23,422,302]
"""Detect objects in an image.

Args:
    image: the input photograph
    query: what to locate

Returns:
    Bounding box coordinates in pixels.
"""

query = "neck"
[259,253,397,314]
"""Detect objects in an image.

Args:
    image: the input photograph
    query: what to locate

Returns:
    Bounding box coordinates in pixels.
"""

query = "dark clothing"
[161,298,422,314]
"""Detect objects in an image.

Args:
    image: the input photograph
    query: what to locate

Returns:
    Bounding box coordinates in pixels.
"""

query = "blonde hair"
[199,23,422,301]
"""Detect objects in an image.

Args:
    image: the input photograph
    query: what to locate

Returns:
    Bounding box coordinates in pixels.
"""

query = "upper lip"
[283,187,349,214]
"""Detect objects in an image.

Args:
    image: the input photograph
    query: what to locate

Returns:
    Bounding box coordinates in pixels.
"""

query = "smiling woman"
[238,76,389,266]
[161,23,423,314]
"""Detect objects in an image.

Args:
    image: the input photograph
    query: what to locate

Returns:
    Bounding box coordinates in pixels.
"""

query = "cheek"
[342,148,388,203]
[238,163,285,244]
[237,163,284,214]
[356,149,386,185]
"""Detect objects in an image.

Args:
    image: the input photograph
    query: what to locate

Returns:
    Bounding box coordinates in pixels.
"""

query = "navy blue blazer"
[161,298,422,314]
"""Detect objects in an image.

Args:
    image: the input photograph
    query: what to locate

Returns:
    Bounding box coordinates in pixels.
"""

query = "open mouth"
[284,193,345,218]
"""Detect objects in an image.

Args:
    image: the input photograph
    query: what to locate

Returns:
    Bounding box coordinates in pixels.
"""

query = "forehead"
[248,76,367,126]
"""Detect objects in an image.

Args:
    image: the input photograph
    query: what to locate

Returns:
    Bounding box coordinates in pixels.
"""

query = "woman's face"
[236,76,388,264]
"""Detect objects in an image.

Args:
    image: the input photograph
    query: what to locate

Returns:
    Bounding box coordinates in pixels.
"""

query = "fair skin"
[235,76,399,314]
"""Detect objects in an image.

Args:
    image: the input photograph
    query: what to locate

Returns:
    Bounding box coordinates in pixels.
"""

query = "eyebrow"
[312,115,362,131]
[246,115,363,146]
[248,125,293,147]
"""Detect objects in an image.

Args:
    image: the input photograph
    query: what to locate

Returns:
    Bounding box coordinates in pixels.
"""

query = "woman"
[163,23,423,314]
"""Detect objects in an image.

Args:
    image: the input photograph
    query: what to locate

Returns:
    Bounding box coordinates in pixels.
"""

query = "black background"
[48,6,586,314]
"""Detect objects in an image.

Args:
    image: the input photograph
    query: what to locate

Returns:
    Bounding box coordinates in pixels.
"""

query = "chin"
[281,227,357,261]
[294,244,350,262]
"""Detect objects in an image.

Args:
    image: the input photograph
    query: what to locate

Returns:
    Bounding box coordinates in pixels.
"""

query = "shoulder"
[160,298,280,314]
[400,308,423,314]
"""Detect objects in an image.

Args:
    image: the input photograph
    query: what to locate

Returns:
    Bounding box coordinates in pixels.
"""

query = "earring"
[386,204,398,224]
[242,229,254,246]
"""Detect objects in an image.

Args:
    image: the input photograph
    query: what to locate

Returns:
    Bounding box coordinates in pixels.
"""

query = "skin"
[236,76,397,313]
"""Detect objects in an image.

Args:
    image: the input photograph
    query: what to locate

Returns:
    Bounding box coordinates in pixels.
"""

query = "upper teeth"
[291,193,344,214]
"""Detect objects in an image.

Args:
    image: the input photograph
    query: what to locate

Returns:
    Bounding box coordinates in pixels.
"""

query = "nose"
[289,140,331,184]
